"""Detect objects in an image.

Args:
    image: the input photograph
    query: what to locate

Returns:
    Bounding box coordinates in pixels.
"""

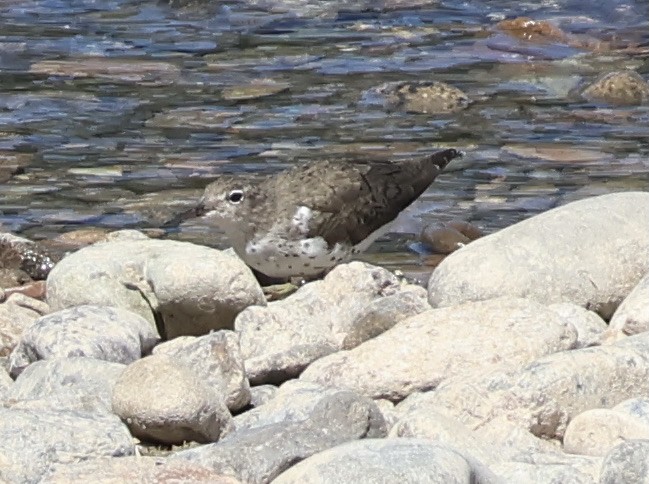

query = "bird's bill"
[162,203,206,228]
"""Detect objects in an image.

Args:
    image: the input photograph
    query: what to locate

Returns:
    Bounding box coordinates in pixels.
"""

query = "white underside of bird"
[238,205,389,278]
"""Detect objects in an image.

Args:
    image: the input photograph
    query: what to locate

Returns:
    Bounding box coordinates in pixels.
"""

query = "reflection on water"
[0,0,648,268]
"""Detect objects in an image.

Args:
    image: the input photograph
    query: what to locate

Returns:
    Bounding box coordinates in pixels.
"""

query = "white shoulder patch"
[290,205,313,235]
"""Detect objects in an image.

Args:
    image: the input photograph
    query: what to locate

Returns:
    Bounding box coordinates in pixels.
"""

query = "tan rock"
[300,297,576,401]
[112,354,232,444]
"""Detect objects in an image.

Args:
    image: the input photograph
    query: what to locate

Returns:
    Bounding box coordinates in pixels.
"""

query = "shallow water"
[0,0,648,270]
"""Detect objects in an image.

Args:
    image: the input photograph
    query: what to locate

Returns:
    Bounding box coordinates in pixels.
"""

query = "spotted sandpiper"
[174,148,461,280]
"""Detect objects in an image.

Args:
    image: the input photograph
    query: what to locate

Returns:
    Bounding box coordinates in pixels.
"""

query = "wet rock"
[496,17,606,51]
[112,353,233,445]
[503,144,611,163]
[429,192,649,319]
[5,357,124,413]
[608,272,649,337]
[153,330,251,412]
[564,408,649,456]
[0,408,134,483]
[580,71,649,106]
[49,227,113,249]
[42,457,241,484]
[497,17,570,44]
[365,80,470,114]
[422,332,649,440]
[46,234,265,338]
[170,390,386,483]
[30,58,181,83]
[0,232,57,280]
[221,80,290,101]
[236,262,405,384]
[0,151,30,183]
[0,293,49,357]
[273,438,499,484]
[146,107,241,130]
[8,305,159,378]
[300,297,576,401]
[419,220,483,254]
[599,440,649,484]
[232,380,385,434]
[549,302,607,348]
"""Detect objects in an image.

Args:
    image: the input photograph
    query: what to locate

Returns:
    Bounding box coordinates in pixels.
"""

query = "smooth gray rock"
[300,297,576,401]
[6,357,124,413]
[153,330,250,412]
[112,353,233,445]
[599,440,649,484]
[273,438,501,484]
[8,305,158,378]
[236,262,406,385]
[46,235,265,338]
[429,192,649,319]
[171,390,386,484]
[0,408,134,483]
[232,380,380,433]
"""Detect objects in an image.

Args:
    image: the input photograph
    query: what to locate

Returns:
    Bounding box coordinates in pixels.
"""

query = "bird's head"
[195,175,257,231]
[165,175,261,247]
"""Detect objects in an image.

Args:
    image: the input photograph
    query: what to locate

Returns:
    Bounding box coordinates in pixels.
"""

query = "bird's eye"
[226,189,244,204]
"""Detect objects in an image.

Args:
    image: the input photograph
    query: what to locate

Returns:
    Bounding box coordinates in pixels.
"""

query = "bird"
[175,148,462,281]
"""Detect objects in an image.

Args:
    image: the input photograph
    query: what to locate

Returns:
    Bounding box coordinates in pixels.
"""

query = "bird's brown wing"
[285,149,460,247]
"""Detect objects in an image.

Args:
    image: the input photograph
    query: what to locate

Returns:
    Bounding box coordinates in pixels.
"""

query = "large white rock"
[429,192,649,318]
[420,332,649,440]
[300,297,577,401]
[46,234,265,338]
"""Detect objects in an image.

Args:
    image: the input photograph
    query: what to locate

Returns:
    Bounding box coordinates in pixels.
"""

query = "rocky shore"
[0,190,648,483]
